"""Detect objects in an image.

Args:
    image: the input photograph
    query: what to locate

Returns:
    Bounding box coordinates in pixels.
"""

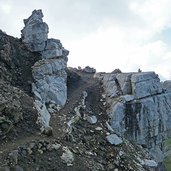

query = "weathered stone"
[108,102,125,135]
[87,115,97,124]
[143,159,158,168]
[41,39,63,59]
[149,146,164,163]
[33,76,67,107]
[106,134,123,145]
[102,71,171,163]
[83,66,96,73]
[61,146,74,166]
[131,72,162,99]
[34,100,50,129]
[116,73,132,95]
[8,150,18,166]
[21,10,48,52]
[95,127,103,131]
[163,80,171,92]
[102,74,121,99]
[41,126,53,136]
[51,143,61,150]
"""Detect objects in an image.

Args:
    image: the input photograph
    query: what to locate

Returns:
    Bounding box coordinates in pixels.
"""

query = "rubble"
[106,134,123,145]
[87,115,97,124]
[83,66,96,73]
[61,147,74,166]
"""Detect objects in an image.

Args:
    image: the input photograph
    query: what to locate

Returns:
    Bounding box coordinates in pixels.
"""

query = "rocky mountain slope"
[0,9,170,171]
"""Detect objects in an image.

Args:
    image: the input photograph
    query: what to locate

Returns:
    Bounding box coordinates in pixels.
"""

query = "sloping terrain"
[0,27,167,170]
[0,63,155,171]
[0,30,41,142]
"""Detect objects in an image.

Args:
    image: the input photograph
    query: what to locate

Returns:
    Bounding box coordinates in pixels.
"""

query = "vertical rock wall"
[102,72,171,162]
[21,9,69,131]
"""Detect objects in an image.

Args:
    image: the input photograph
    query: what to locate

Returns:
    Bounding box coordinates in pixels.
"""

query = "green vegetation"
[164,138,171,171]
[165,138,171,146]
[164,156,171,171]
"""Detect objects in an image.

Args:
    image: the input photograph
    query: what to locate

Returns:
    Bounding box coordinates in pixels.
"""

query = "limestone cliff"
[102,71,171,163]
[21,10,69,131]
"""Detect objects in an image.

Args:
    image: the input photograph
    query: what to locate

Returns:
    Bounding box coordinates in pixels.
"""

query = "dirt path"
[0,69,103,169]
[50,70,101,138]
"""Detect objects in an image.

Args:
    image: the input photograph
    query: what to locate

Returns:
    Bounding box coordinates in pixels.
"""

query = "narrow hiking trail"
[50,69,103,139]
[0,69,106,169]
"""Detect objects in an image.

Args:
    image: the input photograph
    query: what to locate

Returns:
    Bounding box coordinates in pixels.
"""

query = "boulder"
[61,146,74,166]
[163,80,171,92]
[87,115,97,124]
[106,134,123,145]
[143,159,158,168]
[83,66,96,73]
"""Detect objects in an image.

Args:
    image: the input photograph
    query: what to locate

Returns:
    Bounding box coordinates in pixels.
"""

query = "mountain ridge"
[0,9,170,171]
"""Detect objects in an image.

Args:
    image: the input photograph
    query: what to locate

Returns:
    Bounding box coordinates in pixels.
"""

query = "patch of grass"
[164,138,171,171]
[164,156,171,171]
[165,138,171,146]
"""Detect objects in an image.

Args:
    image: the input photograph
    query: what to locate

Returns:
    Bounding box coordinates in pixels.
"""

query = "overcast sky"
[0,0,171,80]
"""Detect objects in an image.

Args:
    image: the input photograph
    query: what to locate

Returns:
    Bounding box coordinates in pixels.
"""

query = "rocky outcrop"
[21,10,48,52]
[21,10,69,131]
[83,66,96,73]
[102,72,171,162]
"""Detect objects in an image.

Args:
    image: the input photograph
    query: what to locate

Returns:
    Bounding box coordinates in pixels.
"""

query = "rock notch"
[21,9,69,132]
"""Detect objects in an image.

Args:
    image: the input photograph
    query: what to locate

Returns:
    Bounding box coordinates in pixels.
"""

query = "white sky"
[0,0,171,80]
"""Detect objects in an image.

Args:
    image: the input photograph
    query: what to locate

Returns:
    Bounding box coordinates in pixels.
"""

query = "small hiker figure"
[138,68,142,72]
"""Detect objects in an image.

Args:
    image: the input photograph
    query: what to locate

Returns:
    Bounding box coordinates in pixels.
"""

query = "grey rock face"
[32,58,67,107]
[21,10,69,130]
[102,72,171,162]
[106,134,123,145]
[131,72,162,99]
[21,10,48,52]
[41,39,69,59]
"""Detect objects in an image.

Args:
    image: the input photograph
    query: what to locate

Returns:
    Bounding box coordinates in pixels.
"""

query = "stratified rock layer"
[102,72,171,162]
[21,9,69,131]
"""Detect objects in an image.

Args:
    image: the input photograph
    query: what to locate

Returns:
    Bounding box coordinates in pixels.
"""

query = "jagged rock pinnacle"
[21,9,49,52]
[21,9,69,131]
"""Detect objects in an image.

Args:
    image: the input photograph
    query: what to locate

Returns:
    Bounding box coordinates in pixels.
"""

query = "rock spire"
[21,9,69,132]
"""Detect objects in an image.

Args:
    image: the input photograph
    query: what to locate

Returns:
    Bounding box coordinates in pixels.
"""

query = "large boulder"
[102,72,171,162]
